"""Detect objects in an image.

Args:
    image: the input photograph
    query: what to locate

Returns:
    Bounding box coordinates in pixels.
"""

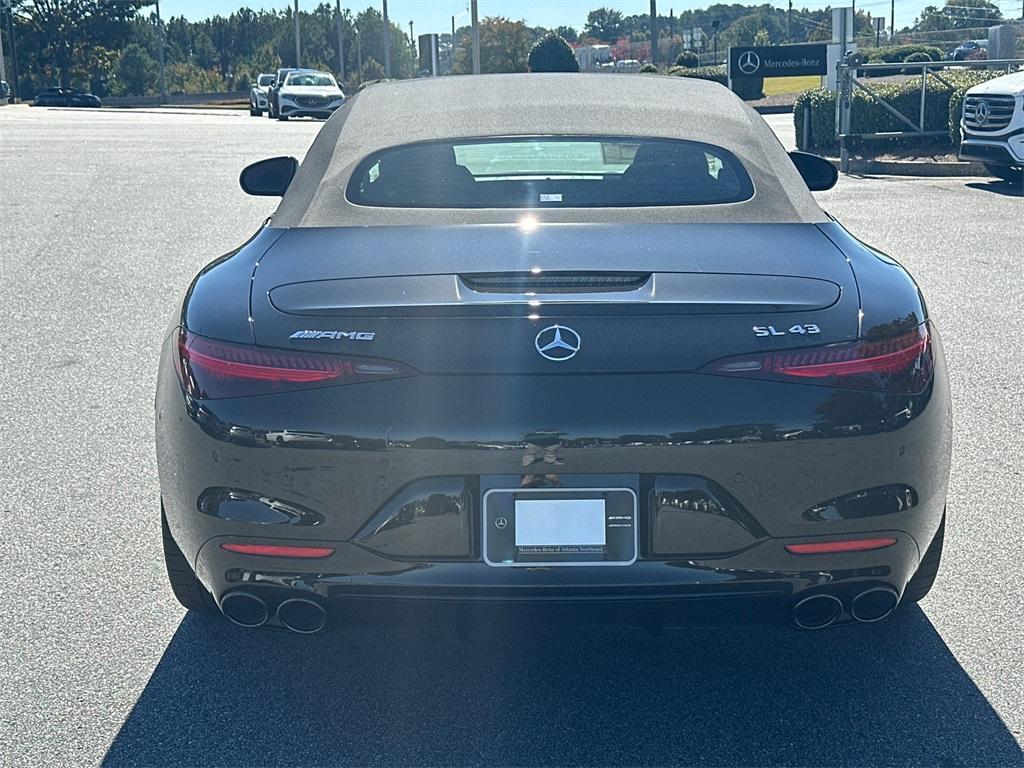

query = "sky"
[157,0,1023,38]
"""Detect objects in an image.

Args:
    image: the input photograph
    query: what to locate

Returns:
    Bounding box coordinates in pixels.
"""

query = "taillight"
[702,323,933,393]
[175,329,415,399]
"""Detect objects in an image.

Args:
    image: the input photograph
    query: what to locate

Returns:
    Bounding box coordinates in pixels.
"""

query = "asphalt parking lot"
[1,104,1022,767]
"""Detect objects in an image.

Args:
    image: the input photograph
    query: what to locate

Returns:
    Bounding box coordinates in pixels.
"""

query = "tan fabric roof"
[271,73,827,228]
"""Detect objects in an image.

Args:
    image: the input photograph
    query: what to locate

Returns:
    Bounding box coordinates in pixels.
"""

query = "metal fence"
[834,56,1024,171]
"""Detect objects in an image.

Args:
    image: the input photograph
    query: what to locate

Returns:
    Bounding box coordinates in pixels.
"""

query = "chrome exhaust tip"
[792,593,843,630]
[277,597,328,634]
[221,591,269,628]
[850,586,899,623]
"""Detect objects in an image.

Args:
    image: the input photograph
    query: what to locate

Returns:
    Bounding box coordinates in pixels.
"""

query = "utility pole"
[787,0,792,43]
[471,0,480,74]
[336,0,344,82]
[451,15,455,39]
[0,3,7,89]
[382,0,391,77]
[356,25,362,70]
[155,0,167,103]
[5,1,19,101]
[890,0,895,39]
[649,0,658,65]
[293,0,301,67]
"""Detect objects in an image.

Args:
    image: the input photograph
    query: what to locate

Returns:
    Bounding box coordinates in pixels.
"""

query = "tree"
[914,0,1002,32]
[358,56,386,85]
[353,7,415,79]
[114,42,157,95]
[675,50,699,67]
[752,28,771,46]
[528,33,579,72]
[584,8,625,43]
[452,17,534,74]
[13,0,147,87]
[721,11,785,47]
[553,26,578,44]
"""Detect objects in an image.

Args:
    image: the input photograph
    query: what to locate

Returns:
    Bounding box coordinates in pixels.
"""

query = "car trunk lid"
[250,223,858,374]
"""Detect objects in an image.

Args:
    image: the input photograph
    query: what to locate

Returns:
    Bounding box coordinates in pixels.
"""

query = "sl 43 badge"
[753,324,821,337]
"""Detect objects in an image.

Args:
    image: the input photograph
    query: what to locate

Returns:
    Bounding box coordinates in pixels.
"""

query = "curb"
[753,104,795,115]
[846,159,988,176]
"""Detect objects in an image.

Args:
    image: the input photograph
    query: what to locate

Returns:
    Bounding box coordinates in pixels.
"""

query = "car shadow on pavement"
[103,605,1022,768]
[965,179,1023,197]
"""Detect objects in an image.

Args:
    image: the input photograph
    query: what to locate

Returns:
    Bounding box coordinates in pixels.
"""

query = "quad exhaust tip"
[850,586,899,623]
[221,591,270,628]
[277,598,328,634]
[791,594,843,630]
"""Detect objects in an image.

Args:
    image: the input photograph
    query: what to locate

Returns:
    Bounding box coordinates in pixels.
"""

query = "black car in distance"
[32,87,102,108]
[156,75,951,635]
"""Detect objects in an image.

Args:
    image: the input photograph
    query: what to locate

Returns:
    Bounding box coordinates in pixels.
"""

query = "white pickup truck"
[958,70,1024,184]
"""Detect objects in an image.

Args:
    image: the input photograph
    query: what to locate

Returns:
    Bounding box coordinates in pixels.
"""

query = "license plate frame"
[482,487,638,567]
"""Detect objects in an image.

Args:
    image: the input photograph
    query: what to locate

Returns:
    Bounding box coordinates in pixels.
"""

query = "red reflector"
[221,543,335,559]
[785,538,898,555]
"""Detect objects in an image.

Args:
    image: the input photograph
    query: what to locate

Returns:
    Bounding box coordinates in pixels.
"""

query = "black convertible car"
[32,87,102,108]
[156,75,950,634]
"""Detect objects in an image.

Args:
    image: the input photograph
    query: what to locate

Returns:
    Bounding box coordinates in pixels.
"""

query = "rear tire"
[903,511,945,603]
[278,114,288,121]
[249,103,260,116]
[162,503,217,613]
[984,164,1023,184]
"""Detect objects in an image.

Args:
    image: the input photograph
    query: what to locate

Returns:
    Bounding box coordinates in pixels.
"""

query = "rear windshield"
[258,74,275,86]
[346,136,754,208]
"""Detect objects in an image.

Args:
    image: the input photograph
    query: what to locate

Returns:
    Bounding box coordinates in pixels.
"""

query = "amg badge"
[289,330,376,341]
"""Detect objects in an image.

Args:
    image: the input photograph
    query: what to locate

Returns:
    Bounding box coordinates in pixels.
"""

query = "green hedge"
[866,44,944,64]
[670,64,764,100]
[794,69,1006,152]
[863,45,945,77]
[794,88,837,151]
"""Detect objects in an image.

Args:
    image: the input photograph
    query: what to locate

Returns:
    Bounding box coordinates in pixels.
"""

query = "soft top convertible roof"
[270,73,827,228]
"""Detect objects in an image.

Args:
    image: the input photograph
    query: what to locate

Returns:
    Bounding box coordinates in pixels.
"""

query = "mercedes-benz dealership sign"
[728,43,828,78]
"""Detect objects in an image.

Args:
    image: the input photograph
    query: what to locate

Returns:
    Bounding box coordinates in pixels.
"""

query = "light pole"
[382,0,391,77]
[293,0,301,67]
[471,0,480,74]
[0,3,7,89]
[155,0,167,103]
[342,0,350,82]
[649,0,658,65]
[4,0,19,101]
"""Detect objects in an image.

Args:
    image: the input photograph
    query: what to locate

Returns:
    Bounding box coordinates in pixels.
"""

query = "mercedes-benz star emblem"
[975,99,990,125]
[494,517,508,530]
[535,324,581,362]
[737,50,761,76]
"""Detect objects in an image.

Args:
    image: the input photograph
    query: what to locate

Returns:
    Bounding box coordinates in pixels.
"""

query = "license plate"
[483,488,637,567]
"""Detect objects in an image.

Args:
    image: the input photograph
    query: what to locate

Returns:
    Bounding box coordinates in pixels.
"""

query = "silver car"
[249,73,275,117]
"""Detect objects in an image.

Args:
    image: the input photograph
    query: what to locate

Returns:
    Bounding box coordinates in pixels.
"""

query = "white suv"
[959,70,1024,184]
[275,70,346,122]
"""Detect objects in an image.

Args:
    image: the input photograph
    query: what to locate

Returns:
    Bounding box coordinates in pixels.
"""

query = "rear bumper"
[157,322,952,626]
[197,532,921,606]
